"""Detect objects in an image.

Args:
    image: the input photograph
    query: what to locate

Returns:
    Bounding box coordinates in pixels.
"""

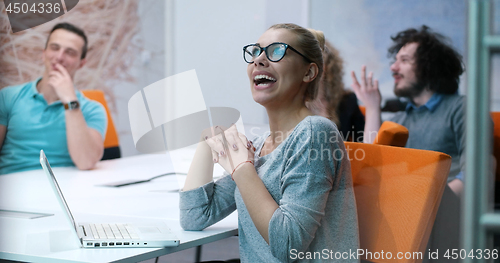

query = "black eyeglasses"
[243,42,312,63]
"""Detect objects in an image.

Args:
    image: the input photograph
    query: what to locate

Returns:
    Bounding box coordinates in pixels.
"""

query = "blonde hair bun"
[308,28,325,52]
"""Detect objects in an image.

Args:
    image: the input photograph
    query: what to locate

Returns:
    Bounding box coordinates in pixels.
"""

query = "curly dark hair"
[388,25,464,94]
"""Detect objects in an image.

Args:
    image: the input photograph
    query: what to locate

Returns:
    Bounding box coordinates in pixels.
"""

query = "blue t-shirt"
[0,78,108,174]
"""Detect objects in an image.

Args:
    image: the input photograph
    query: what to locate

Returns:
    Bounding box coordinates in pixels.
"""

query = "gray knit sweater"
[179,116,360,262]
[390,94,465,181]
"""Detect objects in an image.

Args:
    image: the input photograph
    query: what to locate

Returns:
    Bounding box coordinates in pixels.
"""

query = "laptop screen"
[40,150,79,236]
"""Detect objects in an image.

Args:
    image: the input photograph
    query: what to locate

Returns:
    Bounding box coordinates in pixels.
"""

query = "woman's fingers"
[235,133,251,150]
[212,149,219,163]
[237,133,256,153]
[205,136,225,163]
[226,125,255,154]
[225,125,248,149]
[227,132,239,152]
[205,124,255,171]
[204,135,218,163]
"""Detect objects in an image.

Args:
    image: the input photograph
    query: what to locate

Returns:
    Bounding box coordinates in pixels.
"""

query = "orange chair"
[345,142,451,263]
[359,105,366,116]
[492,112,500,181]
[82,90,121,160]
[491,112,500,207]
[356,104,408,146]
[373,121,409,147]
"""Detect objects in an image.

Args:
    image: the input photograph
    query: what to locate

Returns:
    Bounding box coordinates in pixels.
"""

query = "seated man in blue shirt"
[351,25,467,195]
[0,22,107,174]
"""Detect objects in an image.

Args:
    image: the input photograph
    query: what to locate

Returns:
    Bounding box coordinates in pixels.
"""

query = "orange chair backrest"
[374,121,409,147]
[345,142,451,263]
[359,105,366,116]
[81,90,119,148]
[492,112,500,180]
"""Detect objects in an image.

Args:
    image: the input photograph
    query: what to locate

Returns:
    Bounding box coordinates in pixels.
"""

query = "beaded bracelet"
[231,160,254,180]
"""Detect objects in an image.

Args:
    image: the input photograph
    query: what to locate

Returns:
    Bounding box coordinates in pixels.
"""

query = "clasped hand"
[204,125,255,176]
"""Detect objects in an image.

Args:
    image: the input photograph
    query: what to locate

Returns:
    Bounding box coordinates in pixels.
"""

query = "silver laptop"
[39,150,180,248]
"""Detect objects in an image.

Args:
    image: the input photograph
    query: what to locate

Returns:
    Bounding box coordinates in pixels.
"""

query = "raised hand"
[351,65,381,110]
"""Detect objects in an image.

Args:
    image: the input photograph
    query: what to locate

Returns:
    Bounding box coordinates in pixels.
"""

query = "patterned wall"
[0,0,141,113]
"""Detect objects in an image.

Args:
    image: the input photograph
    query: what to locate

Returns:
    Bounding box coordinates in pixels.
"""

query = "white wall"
[170,0,268,126]
[168,0,311,126]
[112,0,166,157]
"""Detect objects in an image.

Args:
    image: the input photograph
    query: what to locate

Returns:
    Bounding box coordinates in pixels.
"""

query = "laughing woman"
[180,23,359,263]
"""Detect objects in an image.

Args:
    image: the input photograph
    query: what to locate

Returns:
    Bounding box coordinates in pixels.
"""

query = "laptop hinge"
[81,225,87,237]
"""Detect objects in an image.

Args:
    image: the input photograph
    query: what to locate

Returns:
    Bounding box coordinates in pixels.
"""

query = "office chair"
[358,105,366,116]
[373,121,409,147]
[81,90,121,160]
[358,98,408,117]
[345,142,451,263]
[492,112,500,182]
[357,103,409,147]
[490,111,500,263]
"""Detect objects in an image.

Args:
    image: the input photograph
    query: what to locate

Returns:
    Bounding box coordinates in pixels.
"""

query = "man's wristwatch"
[64,100,80,110]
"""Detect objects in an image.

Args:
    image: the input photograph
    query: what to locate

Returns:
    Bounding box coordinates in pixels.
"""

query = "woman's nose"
[253,51,268,66]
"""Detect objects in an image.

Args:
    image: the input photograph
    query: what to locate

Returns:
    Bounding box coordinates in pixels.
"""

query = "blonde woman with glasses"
[180,23,359,263]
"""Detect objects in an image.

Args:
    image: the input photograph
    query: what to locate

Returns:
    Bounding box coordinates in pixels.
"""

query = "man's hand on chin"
[48,63,77,103]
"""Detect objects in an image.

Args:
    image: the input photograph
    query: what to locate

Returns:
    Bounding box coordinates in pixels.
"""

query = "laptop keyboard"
[89,223,139,239]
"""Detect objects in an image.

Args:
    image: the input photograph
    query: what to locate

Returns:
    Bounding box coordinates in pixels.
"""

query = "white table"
[0,152,238,263]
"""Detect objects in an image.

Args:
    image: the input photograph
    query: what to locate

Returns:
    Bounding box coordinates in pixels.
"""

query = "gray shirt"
[180,116,359,262]
[390,93,465,181]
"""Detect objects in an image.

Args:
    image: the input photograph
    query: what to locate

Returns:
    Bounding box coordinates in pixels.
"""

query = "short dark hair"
[388,25,465,94]
[46,22,88,59]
